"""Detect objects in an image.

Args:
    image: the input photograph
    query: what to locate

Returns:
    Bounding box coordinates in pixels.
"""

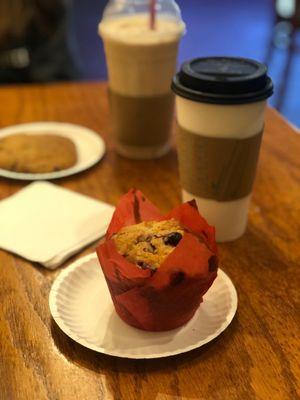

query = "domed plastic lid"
[172,57,273,104]
[102,0,183,23]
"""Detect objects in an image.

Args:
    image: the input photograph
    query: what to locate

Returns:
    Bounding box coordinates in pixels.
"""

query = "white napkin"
[0,182,114,269]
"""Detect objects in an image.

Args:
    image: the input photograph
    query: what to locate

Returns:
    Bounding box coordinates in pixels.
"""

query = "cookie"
[0,134,77,173]
[113,218,184,270]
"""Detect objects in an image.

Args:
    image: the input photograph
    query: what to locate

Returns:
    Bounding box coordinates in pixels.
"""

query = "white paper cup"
[172,57,273,241]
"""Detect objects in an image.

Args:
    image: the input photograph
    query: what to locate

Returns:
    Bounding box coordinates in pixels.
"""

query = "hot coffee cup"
[172,57,273,241]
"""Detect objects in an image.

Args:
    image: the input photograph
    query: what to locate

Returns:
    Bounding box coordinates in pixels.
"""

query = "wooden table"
[0,82,299,400]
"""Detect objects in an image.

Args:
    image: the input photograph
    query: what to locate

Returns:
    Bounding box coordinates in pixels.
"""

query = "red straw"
[150,0,156,30]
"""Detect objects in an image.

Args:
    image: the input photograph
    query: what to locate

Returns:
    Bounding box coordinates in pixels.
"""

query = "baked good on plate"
[0,134,77,173]
[114,219,185,271]
[97,189,218,331]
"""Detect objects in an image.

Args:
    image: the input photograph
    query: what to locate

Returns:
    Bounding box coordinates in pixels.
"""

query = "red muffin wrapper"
[97,189,218,331]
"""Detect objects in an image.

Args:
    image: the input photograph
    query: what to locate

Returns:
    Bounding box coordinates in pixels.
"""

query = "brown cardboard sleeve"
[109,89,174,147]
[177,127,263,201]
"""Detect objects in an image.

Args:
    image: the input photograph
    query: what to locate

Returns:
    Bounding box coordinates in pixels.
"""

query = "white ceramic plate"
[49,253,237,359]
[0,122,106,180]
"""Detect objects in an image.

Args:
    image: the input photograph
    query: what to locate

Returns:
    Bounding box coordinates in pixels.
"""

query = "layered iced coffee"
[99,1,185,159]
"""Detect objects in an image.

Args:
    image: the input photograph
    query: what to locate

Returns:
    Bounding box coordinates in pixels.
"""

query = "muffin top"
[113,219,184,270]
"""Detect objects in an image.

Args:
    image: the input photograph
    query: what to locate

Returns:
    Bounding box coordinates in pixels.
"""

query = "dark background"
[72,0,300,127]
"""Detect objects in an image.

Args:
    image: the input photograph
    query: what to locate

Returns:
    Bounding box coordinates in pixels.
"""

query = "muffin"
[113,219,185,271]
[97,189,218,331]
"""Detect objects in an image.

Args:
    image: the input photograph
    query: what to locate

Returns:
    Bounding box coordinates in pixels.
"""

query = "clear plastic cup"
[99,0,185,159]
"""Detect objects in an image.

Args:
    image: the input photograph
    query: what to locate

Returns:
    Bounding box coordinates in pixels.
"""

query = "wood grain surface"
[0,82,299,400]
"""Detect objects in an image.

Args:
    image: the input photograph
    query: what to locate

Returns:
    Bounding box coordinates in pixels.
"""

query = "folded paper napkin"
[0,182,114,269]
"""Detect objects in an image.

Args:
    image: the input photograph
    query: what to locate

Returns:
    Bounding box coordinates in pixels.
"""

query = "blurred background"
[1,0,300,127]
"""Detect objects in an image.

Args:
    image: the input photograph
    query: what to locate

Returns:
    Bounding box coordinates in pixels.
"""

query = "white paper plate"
[0,122,106,180]
[49,253,237,359]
